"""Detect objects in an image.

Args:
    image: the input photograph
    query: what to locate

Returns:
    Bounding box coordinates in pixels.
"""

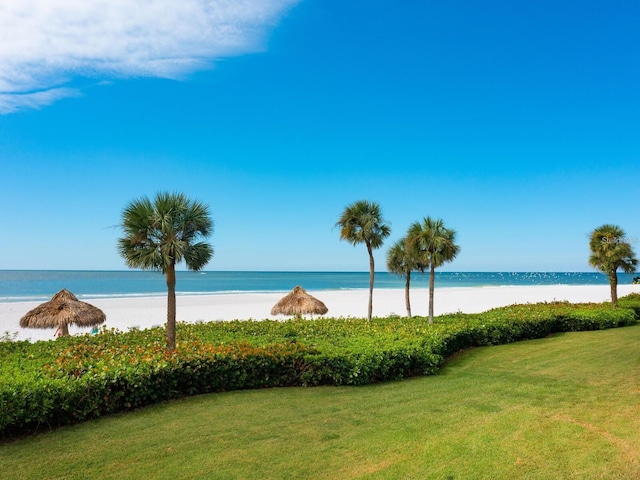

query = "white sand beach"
[1,285,638,342]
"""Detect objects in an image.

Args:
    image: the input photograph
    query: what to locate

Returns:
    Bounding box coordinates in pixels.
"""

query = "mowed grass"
[1,325,639,479]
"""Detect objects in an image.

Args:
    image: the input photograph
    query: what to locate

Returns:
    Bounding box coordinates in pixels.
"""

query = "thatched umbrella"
[271,286,328,318]
[20,289,106,337]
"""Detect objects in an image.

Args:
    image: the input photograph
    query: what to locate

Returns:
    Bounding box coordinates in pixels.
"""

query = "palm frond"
[588,224,638,275]
[387,237,425,275]
[118,192,214,273]
[184,242,214,271]
[336,200,391,249]
[407,216,460,268]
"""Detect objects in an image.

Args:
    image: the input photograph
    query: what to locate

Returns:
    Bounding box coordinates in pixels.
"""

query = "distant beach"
[1,270,638,342]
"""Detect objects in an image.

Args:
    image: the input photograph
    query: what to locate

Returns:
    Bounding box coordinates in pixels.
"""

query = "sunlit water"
[0,270,635,302]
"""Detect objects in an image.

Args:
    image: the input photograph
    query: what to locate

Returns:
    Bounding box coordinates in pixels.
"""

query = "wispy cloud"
[0,88,81,114]
[0,0,299,114]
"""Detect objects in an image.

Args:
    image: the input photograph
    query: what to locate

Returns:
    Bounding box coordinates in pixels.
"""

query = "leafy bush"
[1,295,637,438]
[618,292,640,316]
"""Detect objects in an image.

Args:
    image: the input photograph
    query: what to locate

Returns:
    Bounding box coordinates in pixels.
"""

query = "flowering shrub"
[0,296,637,438]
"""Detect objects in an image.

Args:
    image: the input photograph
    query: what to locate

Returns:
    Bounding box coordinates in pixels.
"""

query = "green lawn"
[1,324,639,479]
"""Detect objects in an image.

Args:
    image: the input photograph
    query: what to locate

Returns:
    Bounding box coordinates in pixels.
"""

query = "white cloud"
[0,88,81,114]
[0,0,299,113]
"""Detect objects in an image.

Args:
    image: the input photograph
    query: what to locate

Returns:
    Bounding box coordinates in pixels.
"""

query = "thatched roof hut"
[271,286,328,317]
[20,289,106,336]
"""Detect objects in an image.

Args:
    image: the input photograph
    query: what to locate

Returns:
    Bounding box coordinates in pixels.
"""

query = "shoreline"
[1,284,638,342]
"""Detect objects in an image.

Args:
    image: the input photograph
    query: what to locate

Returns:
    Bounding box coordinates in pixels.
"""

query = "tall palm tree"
[336,200,391,321]
[118,192,214,351]
[588,224,637,307]
[386,237,424,318]
[407,217,460,324]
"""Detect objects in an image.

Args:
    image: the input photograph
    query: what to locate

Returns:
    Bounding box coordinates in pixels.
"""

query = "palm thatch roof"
[20,289,106,333]
[271,286,328,317]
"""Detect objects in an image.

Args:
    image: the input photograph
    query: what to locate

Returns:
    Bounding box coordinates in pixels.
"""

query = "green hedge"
[1,295,638,438]
[618,292,640,316]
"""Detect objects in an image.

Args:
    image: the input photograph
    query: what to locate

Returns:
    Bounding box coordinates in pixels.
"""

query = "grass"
[1,324,639,479]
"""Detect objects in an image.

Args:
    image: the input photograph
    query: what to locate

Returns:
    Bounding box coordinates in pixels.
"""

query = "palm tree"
[118,192,214,351]
[588,224,637,307]
[336,200,391,321]
[407,217,460,324]
[386,237,424,318]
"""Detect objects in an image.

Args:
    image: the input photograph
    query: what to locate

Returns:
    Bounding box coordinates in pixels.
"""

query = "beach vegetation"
[0,331,18,342]
[407,217,460,323]
[2,322,640,479]
[1,295,638,439]
[588,224,638,307]
[618,292,640,315]
[385,237,425,317]
[117,192,214,352]
[336,200,391,321]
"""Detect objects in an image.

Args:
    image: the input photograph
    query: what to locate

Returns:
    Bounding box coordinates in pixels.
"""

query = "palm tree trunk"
[405,271,412,318]
[609,270,618,307]
[367,242,374,321]
[165,262,177,351]
[428,263,435,324]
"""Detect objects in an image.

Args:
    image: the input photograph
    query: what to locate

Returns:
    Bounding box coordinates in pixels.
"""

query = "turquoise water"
[0,270,636,303]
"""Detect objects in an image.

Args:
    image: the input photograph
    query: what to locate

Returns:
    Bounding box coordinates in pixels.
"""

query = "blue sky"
[1,0,638,272]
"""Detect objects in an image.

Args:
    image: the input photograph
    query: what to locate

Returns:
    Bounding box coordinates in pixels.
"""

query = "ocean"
[0,270,636,303]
